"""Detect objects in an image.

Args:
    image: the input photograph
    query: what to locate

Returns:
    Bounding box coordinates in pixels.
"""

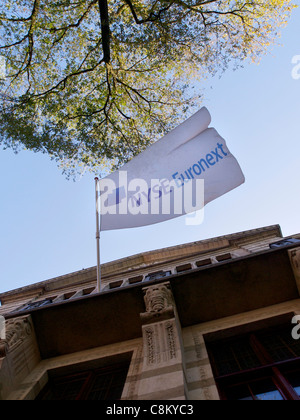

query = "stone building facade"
[1,225,300,400]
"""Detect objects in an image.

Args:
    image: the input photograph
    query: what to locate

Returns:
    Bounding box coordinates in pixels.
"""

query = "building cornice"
[0,225,282,304]
[5,240,300,359]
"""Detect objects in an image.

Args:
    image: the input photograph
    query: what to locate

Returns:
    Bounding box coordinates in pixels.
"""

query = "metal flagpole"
[95,177,101,292]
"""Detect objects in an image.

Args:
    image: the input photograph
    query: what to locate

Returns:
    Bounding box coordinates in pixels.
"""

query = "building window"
[82,287,96,296]
[36,362,130,400]
[144,271,172,282]
[269,238,300,249]
[196,258,212,268]
[176,263,192,273]
[216,253,232,262]
[19,298,54,311]
[64,291,77,300]
[207,324,300,400]
[109,280,123,289]
[128,275,144,284]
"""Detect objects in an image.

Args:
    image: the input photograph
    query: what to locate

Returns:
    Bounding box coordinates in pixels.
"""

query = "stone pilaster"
[0,316,40,400]
[137,282,186,400]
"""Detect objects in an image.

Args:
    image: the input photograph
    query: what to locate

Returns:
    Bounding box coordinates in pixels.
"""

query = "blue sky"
[1,6,300,294]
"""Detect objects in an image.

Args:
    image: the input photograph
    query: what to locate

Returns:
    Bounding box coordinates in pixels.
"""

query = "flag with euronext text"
[99,107,245,231]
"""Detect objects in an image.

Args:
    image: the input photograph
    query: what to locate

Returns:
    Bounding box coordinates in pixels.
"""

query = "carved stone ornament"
[140,283,175,324]
[165,321,176,360]
[144,326,156,365]
[142,319,180,367]
[0,316,32,359]
[288,247,300,294]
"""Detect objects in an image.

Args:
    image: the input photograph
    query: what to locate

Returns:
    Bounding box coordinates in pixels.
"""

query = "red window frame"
[207,324,300,400]
[36,362,130,400]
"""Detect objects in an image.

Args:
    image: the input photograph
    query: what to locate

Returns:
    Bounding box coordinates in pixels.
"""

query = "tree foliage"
[0,0,296,175]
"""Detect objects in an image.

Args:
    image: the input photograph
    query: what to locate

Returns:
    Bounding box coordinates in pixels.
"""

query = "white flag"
[99,107,245,231]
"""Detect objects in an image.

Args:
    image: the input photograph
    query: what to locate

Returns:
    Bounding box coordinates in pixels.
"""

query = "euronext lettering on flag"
[99,107,245,231]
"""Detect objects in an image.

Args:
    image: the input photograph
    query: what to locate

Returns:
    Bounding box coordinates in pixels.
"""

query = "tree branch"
[45,0,98,41]
[0,0,41,50]
[98,0,111,63]
[123,0,174,24]
[29,59,104,99]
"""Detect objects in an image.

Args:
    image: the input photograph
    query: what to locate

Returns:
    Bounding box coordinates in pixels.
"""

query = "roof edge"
[0,224,282,300]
